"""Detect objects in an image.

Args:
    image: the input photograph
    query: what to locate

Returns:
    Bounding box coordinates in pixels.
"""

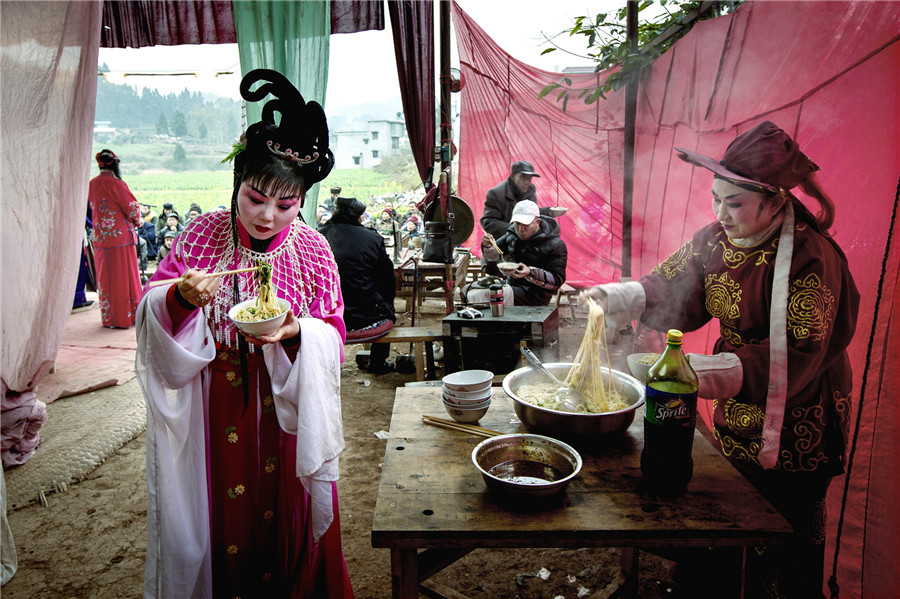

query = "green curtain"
[232,0,331,224]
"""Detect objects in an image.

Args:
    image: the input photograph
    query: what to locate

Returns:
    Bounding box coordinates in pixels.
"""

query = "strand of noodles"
[235,261,282,322]
[564,299,624,412]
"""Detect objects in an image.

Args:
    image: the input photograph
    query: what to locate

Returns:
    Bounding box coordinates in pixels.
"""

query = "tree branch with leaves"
[539,1,742,110]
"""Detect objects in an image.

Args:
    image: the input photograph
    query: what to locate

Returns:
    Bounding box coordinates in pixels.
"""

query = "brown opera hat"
[675,121,819,192]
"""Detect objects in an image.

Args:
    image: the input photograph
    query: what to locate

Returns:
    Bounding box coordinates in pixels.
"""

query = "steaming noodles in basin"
[503,300,645,437]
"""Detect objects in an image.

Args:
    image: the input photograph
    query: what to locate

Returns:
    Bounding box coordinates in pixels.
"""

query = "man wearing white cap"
[480,160,553,237]
[477,200,567,306]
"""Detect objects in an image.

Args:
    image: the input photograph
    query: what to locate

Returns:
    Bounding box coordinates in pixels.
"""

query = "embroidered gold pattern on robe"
[713,425,761,464]
[651,240,693,280]
[717,239,776,269]
[787,273,834,341]
[723,398,764,437]
[778,404,830,471]
[704,272,742,327]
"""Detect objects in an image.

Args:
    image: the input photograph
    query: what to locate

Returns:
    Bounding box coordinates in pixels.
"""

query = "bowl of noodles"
[229,297,290,338]
[626,352,660,384]
[497,262,519,277]
[502,363,644,439]
[227,261,290,338]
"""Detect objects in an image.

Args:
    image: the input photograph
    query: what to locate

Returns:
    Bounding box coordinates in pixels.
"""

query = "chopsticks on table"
[421,415,503,438]
[147,266,260,288]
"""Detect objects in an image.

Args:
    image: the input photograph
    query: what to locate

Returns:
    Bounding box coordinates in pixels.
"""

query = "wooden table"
[441,305,559,374]
[371,387,792,599]
[395,252,471,315]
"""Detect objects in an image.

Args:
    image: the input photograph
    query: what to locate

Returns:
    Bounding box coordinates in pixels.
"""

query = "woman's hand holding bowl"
[240,309,300,347]
[177,269,221,308]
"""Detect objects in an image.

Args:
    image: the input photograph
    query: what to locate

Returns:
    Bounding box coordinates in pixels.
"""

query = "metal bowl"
[502,363,644,439]
[472,434,582,501]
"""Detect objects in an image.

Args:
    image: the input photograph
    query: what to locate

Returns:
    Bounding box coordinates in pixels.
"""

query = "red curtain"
[388,0,435,186]
[453,1,899,597]
[101,0,384,48]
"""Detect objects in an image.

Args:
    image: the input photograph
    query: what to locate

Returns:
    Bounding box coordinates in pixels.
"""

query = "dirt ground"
[3,299,667,599]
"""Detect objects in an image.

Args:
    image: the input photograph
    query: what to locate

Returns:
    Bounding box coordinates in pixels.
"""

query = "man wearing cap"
[480,160,552,238]
[477,200,567,306]
[155,202,180,234]
[320,186,341,213]
[157,229,178,261]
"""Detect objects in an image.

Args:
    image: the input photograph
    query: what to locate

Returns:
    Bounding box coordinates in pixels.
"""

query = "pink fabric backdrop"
[453,1,899,597]
[1,2,102,393]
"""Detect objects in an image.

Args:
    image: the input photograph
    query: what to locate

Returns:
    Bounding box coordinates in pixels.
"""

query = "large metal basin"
[502,363,644,439]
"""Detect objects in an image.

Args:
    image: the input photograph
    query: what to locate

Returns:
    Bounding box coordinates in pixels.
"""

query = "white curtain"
[1,2,102,396]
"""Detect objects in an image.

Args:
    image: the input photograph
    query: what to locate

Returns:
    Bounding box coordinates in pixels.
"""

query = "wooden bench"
[555,282,579,321]
[368,326,443,381]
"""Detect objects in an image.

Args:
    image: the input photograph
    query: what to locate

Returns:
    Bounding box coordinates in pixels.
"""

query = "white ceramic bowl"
[442,385,493,400]
[443,391,492,407]
[497,262,519,276]
[548,206,568,218]
[443,399,491,423]
[228,297,290,338]
[442,396,491,410]
[626,352,661,385]
[442,370,494,393]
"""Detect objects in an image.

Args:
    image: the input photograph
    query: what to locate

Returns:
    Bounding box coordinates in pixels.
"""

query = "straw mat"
[4,379,146,511]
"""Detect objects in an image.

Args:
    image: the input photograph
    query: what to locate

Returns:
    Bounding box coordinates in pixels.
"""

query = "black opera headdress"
[235,69,334,186]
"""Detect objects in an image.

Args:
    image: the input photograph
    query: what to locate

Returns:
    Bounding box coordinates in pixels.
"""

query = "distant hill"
[326,97,404,130]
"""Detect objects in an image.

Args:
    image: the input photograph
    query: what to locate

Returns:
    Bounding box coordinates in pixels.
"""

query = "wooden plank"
[373,326,443,343]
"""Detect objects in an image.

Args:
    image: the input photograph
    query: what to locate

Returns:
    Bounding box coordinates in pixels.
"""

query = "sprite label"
[645,382,697,426]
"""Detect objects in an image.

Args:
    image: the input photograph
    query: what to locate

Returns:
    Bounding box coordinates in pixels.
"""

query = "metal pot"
[502,363,644,439]
[471,434,582,502]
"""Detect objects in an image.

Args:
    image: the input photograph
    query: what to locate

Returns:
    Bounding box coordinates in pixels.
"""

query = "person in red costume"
[137,70,354,599]
[87,149,143,328]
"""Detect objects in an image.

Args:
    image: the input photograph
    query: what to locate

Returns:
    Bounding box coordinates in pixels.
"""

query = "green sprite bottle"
[640,329,699,495]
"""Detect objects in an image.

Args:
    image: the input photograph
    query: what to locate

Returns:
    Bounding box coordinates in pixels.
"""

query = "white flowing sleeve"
[263,318,345,543]
[135,286,216,599]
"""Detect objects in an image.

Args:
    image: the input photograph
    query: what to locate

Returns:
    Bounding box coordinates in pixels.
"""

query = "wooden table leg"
[414,342,425,381]
[619,548,639,599]
[391,548,419,599]
[425,340,436,380]
[739,546,748,599]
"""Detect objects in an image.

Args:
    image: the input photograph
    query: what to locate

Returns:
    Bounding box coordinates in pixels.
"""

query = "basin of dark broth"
[488,459,566,484]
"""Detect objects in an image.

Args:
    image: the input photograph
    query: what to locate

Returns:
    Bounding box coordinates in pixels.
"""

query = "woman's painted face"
[711,178,781,240]
[236,181,303,240]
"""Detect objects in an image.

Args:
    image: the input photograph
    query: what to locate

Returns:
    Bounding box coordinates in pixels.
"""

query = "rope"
[828,175,900,598]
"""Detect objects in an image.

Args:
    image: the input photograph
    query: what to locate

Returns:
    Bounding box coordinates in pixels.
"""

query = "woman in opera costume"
[583,121,859,599]
[87,149,143,328]
[136,70,354,598]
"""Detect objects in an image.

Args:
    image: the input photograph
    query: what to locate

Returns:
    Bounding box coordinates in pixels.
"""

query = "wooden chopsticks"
[486,236,504,259]
[147,266,260,288]
[421,415,503,438]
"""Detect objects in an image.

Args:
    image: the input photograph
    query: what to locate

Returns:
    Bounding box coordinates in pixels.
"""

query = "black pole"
[439,0,452,175]
[622,0,638,279]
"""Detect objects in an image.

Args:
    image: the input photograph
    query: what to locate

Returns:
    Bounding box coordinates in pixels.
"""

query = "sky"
[97,0,618,113]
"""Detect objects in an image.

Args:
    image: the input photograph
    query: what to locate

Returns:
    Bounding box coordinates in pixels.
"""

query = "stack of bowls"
[442,369,494,423]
